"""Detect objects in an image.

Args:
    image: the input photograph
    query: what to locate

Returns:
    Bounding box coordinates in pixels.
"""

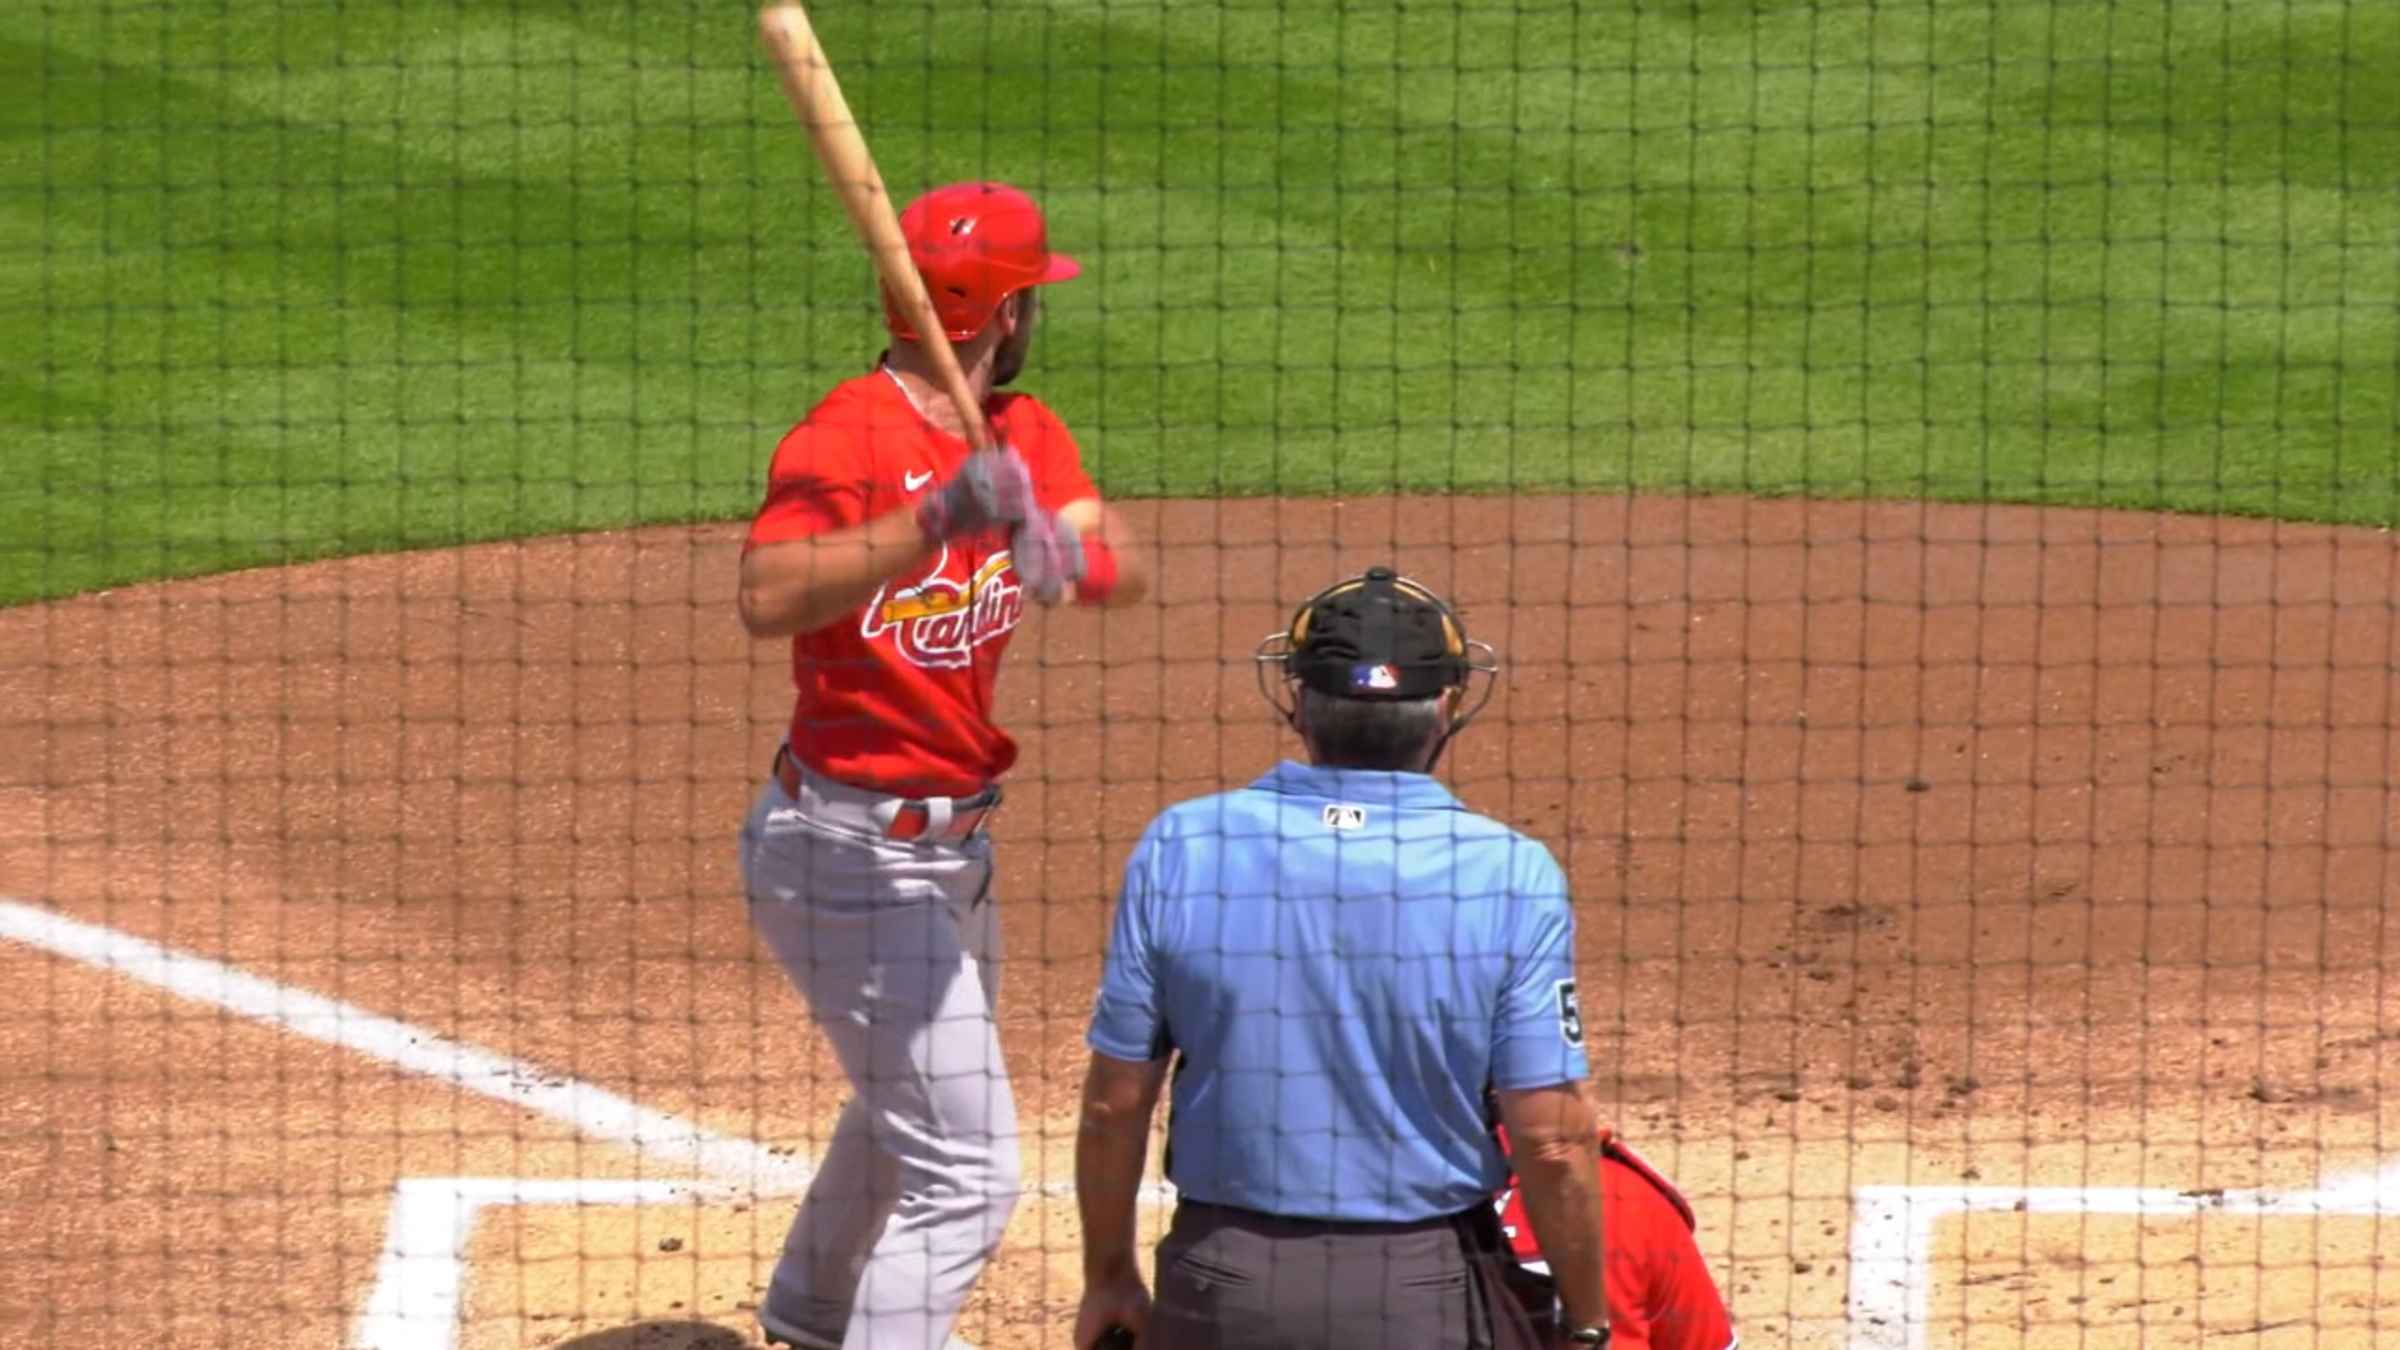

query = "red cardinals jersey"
[744,369,1096,796]
[1492,1129,1737,1350]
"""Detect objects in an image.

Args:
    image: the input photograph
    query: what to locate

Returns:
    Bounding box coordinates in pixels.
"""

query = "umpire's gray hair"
[1296,688,1448,773]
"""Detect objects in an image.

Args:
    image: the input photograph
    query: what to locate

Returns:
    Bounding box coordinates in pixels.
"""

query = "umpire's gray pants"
[1146,1201,1491,1350]
[739,776,1018,1350]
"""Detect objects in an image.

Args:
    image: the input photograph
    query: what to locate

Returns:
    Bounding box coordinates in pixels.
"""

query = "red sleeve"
[1641,1236,1736,1350]
[1494,1177,1539,1262]
[1600,1150,1736,1350]
[996,394,1098,511]
[745,422,871,552]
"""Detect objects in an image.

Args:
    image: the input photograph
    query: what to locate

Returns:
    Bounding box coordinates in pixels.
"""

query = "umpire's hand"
[1073,1270,1150,1350]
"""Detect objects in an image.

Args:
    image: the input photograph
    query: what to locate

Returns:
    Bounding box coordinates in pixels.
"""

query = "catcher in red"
[1492,1125,1738,1350]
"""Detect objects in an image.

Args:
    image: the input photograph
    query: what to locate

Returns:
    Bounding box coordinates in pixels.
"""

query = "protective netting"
[4,2,2394,1347]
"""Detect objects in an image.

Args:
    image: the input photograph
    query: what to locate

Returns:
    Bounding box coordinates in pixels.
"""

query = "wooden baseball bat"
[756,4,993,452]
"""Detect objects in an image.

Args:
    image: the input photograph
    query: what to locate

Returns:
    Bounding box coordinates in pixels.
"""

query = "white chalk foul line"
[0,898,813,1194]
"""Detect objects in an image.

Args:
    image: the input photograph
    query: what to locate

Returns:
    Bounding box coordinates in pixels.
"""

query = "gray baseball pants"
[738,768,1019,1350]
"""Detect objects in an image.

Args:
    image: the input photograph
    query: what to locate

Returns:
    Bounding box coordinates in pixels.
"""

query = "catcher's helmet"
[1254,566,1499,724]
[883,182,1080,342]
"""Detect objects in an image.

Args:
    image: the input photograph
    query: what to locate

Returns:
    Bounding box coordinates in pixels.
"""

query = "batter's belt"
[772,745,1001,844]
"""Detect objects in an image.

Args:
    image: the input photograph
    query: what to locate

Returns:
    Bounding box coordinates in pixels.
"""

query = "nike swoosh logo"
[903,469,933,492]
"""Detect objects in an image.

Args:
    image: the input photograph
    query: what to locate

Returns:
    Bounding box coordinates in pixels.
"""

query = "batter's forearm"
[1059,499,1148,608]
[739,509,935,638]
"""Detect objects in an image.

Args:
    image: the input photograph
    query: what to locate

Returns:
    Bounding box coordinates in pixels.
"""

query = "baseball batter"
[735,181,1145,1350]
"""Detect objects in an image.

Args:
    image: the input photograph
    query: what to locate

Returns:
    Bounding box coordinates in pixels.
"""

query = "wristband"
[1074,532,1119,605]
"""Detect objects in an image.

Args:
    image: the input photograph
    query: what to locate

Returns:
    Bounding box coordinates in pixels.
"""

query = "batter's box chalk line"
[0,898,1171,1350]
[1845,1163,2400,1350]
[352,1176,706,1350]
[346,1171,1165,1350]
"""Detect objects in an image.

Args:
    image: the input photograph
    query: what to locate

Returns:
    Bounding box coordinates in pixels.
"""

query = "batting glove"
[1012,510,1086,606]
[916,446,1038,545]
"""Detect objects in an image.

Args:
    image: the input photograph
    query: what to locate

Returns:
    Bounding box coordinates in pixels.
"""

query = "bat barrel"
[756,4,993,451]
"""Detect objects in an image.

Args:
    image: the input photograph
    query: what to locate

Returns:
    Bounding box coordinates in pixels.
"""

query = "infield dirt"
[2,493,2393,1348]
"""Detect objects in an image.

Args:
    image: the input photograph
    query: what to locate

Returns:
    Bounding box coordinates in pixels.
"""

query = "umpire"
[1072,567,1612,1350]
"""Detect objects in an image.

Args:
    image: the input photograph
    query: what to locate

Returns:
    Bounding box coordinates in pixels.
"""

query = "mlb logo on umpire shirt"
[1321,803,1367,831]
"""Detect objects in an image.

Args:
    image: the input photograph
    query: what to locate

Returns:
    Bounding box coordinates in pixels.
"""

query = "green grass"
[5,1,2397,603]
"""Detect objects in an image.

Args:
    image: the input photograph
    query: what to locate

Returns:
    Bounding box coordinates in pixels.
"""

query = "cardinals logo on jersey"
[860,546,1026,669]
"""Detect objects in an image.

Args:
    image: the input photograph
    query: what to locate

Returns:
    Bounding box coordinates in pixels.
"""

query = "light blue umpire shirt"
[1088,759,1588,1224]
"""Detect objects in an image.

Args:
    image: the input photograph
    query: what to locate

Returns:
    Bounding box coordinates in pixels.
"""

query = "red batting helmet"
[882,182,1081,343]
